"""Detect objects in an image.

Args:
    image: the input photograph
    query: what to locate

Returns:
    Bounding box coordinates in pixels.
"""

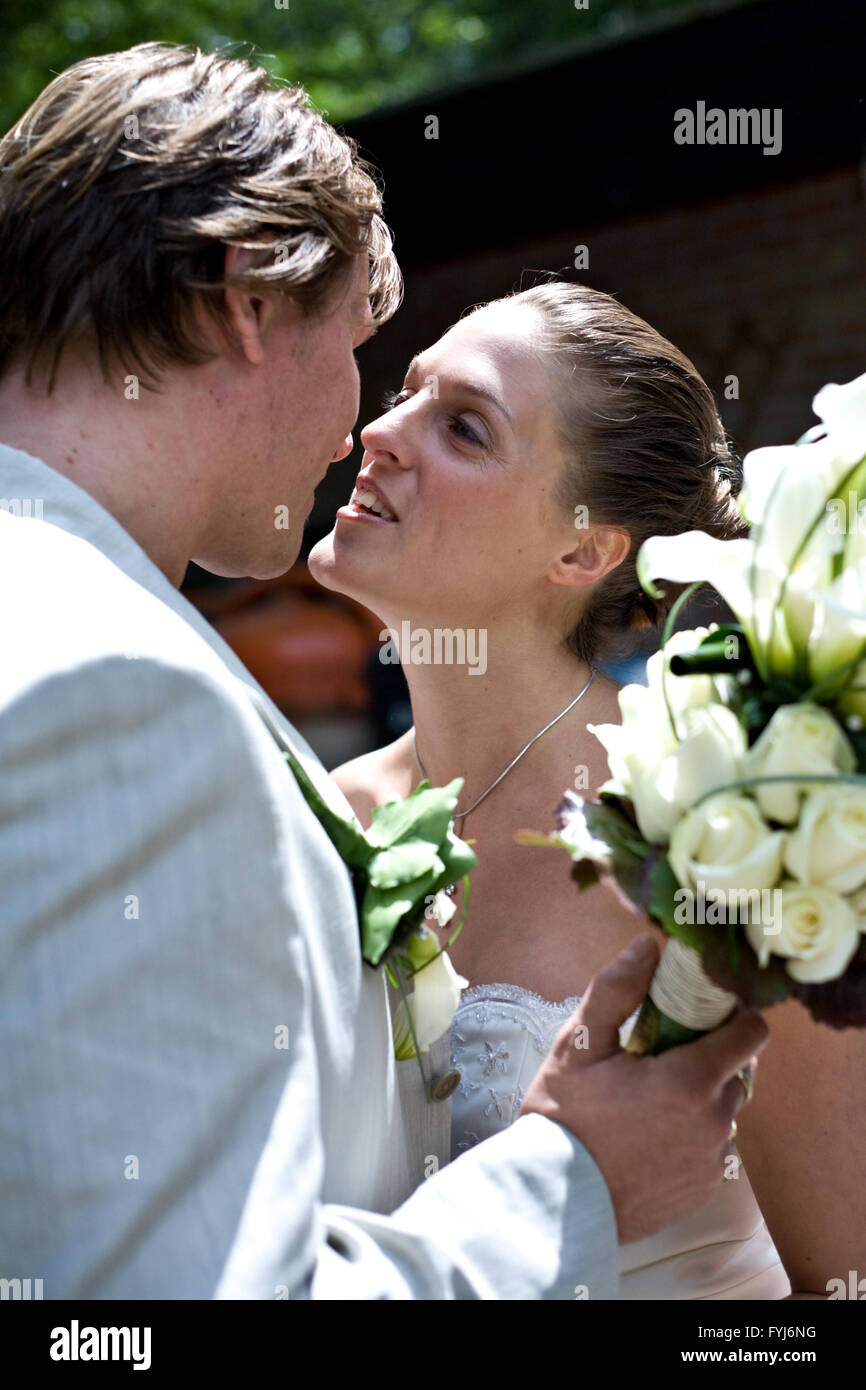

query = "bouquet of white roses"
[520,370,866,1054]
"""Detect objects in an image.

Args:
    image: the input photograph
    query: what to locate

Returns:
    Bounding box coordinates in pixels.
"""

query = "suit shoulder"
[0,512,232,698]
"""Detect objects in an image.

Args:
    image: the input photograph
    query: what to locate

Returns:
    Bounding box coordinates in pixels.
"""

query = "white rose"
[783,786,866,894]
[588,681,675,790]
[664,704,747,812]
[743,703,856,825]
[745,881,860,984]
[588,682,676,843]
[589,690,745,846]
[848,883,866,932]
[669,792,785,895]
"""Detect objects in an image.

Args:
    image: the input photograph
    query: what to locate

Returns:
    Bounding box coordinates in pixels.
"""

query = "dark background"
[4,0,864,762]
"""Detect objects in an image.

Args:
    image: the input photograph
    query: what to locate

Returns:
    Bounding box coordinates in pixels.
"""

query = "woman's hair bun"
[502,280,745,663]
[627,589,665,631]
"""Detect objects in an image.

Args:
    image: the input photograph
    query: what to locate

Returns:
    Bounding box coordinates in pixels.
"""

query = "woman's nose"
[330,433,354,463]
[360,410,410,466]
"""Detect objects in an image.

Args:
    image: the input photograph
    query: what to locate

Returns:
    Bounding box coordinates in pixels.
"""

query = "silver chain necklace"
[411,666,597,825]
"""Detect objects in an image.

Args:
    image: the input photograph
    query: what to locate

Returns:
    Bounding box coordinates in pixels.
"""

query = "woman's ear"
[549,524,631,589]
[220,243,294,366]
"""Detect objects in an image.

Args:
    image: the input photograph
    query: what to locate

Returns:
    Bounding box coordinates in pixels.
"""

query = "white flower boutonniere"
[285,752,475,1099]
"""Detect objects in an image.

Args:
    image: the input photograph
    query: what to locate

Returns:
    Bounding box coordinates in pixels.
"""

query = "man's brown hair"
[0,41,402,389]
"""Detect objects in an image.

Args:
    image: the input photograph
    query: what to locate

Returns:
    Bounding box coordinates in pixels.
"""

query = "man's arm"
[0,653,618,1299]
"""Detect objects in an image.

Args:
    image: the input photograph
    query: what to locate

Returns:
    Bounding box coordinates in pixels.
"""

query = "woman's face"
[309,301,580,634]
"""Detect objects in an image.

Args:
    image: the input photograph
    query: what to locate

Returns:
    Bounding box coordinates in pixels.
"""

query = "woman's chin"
[307,532,341,591]
[308,526,383,605]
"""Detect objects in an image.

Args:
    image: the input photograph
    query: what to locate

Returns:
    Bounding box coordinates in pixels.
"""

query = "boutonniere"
[284,751,476,1100]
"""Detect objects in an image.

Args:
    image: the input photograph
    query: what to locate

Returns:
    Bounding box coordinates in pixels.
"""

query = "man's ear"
[221,243,296,366]
[549,524,631,589]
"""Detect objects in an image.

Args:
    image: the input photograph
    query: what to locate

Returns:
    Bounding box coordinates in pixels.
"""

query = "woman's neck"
[401,621,596,810]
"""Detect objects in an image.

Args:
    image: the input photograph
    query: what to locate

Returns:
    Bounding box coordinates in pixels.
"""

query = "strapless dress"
[449,982,792,1300]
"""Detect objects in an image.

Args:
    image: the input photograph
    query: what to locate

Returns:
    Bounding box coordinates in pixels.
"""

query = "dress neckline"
[457,980,582,1013]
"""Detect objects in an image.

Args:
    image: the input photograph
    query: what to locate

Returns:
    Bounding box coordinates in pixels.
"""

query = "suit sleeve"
[0,654,618,1300]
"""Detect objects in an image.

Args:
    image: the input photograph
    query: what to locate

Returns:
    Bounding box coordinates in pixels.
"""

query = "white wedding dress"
[449,982,792,1300]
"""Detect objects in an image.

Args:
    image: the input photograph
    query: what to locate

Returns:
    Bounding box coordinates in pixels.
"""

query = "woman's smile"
[336,472,400,525]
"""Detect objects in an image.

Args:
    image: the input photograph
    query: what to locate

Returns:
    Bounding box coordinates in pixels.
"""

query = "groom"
[0,43,766,1299]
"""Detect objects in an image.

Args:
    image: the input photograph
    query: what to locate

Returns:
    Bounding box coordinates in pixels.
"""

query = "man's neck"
[0,364,210,587]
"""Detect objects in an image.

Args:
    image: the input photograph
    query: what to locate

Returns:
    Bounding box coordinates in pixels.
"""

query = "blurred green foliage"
[0,0,746,133]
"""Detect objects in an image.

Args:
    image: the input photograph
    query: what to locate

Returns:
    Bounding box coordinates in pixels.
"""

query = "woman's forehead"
[428,302,546,386]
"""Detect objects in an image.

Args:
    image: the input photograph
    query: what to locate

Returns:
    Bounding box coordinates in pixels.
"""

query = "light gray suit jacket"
[0,443,620,1299]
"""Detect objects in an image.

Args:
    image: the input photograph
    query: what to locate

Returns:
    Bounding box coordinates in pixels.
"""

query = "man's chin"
[191,541,304,582]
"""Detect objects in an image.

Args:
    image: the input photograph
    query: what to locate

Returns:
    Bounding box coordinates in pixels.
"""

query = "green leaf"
[646,854,707,952]
[514,829,573,850]
[284,751,371,867]
[583,799,651,862]
[366,777,464,849]
[361,867,442,966]
[668,626,756,676]
[437,834,477,883]
[367,841,443,890]
[627,996,704,1056]
[700,928,796,1010]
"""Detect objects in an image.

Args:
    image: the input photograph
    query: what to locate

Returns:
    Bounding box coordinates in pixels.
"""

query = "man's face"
[192,255,374,579]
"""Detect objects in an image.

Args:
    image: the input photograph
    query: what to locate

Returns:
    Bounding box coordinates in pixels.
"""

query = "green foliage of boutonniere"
[284,750,476,967]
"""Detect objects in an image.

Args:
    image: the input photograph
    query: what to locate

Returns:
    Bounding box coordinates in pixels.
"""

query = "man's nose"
[330,433,354,463]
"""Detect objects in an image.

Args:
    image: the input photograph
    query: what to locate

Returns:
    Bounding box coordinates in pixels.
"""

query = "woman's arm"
[735,994,866,1297]
[331,755,377,827]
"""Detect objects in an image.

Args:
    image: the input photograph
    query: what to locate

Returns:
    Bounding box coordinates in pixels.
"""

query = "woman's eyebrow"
[405,355,513,423]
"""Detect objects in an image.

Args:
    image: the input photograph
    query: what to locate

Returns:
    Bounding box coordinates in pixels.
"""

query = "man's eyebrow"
[405,355,513,422]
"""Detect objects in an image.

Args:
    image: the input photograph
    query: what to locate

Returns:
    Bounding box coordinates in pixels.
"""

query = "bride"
[309,280,865,1299]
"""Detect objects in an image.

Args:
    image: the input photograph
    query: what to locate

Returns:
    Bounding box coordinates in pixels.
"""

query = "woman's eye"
[380,388,487,450]
[449,416,486,448]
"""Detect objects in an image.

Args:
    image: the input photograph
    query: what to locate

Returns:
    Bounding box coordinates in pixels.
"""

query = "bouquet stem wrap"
[625,939,739,1056]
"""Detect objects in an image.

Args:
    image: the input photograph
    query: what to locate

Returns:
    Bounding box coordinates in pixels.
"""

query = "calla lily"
[637,532,773,675]
[805,558,866,689]
[638,373,866,686]
[393,927,468,1059]
[813,369,866,465]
